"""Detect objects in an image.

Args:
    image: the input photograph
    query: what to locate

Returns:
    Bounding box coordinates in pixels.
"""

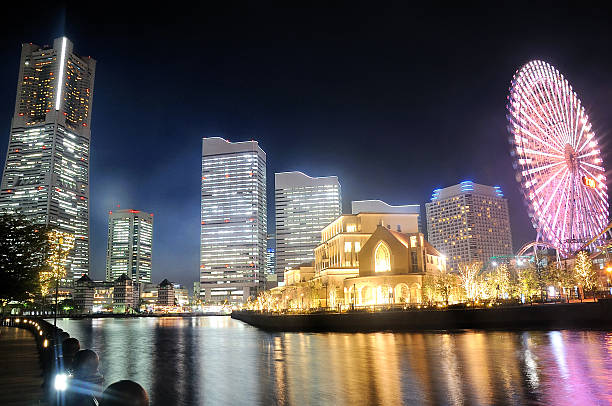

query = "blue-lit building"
[425,181,512,272]
[200,137,267,303]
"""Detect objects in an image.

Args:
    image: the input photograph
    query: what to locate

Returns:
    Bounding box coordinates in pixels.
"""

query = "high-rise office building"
[105,209,154,285]
[200,137,267,303]
[425,181,512,272]
[0,37,96,280]
[275,171,341,280]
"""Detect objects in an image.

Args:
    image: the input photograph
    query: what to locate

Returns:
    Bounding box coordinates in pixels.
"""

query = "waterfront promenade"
[233,300,612,332]
[0,326,45,405]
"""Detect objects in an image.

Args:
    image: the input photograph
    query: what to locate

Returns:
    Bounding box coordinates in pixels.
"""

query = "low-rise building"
[342,225,445,306]
[93,281,114,312]
[139,283,158,310]
[267,204,447,310]
[113,274,134,313]
[173,283,189,307]
[74,275,95,313]
[157,279,175,306]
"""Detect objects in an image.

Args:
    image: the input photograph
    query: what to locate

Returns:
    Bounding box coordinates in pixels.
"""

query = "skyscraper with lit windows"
[200,138,267,303]
[0,37,96,280]
[425,181,512,272]
[105,209,154,284]
[275,171,341,281]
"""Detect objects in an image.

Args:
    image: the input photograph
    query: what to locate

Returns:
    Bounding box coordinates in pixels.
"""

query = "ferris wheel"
[507,60,609,255]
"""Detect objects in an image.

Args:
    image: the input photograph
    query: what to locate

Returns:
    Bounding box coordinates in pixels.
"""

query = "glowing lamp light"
[54,374,68,391]
[43,339,48,348]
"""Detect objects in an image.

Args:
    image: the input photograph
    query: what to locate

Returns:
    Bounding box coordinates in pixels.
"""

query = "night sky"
[1,3,611,288]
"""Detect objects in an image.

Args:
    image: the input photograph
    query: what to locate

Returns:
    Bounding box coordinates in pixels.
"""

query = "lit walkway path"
[0,326,45,405]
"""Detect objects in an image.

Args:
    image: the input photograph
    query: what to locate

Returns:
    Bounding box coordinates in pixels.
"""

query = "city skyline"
[1,4,611,287]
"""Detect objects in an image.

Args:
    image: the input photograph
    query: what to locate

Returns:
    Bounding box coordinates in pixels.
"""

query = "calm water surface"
[57,316,612,405]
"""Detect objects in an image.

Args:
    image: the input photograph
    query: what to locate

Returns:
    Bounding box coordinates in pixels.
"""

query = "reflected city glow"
[57,318,612,405]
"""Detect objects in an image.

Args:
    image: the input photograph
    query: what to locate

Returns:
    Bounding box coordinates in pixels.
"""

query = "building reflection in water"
[57,318,612,405]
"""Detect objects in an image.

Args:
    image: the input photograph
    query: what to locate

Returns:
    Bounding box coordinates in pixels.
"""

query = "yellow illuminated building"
[270,208,445,309]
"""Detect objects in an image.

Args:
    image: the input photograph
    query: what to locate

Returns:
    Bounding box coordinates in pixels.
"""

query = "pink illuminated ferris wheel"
[507,60,609,255]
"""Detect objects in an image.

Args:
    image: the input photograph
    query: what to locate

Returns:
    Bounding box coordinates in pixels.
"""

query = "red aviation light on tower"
[582,176,597,189]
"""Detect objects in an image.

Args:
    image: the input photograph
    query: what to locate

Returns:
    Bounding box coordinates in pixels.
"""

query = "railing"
[2,316,73,403]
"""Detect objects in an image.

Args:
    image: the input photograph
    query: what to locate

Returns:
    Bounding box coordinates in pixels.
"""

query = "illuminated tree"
[574,251,598,299]
[458,262,482,301]
[422,275,436,305]
[40,230,75,300]
[0,213,51,312]
[434,271,458,305]
[514,266,540,302]
[486,264,511,300]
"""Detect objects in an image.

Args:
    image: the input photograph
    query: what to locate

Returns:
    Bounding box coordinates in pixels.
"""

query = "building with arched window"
[343,225,445,306]
[272,220,446,310]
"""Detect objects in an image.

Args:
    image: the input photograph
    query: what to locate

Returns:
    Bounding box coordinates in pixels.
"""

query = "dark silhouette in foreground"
[61,337,80,373]
[66,349,104,406]
[100,380,150,406]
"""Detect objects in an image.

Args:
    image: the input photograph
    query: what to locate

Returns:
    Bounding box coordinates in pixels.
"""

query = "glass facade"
[200,138,267,303]
[0,37,96,281]
[105,209,153,284]
[274,172,341,280]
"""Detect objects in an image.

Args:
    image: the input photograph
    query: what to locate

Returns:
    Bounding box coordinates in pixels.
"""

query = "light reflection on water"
[57,316,612,405]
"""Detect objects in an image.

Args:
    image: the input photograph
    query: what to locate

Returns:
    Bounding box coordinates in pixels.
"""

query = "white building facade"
[0,37,96,280]
[105,209,154,285]
[200,138,267,303]
[351,200,421,232]
[275,171,341,281]
[425,181,513,272]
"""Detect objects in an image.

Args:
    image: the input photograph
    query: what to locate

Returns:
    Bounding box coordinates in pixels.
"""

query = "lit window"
[355,242,361,253]
[410,236,417,248]
[375,242,391,272]
[344,242,351,252]
[347,224,356,232]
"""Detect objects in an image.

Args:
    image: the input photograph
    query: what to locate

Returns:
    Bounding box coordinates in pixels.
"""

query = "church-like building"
[270,208,446,310]
[343,225,446,306]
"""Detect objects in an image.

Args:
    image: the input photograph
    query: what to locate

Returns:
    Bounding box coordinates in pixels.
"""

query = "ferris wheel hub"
[564,143,578,173]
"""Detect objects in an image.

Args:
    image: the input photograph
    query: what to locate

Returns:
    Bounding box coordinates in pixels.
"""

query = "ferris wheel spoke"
[580,161,604,172]
[513,124,564,154]
[518,92,562,141]
[577,136,594,154]
[527,84,568,146]
[577,150,599,159]
[541,168,569,217]
[523,106,563,153]
[551,172,571,239]
[522,160,564,176]
[519,147,563,160]
[535,165,567,195]
[540,81,567,142]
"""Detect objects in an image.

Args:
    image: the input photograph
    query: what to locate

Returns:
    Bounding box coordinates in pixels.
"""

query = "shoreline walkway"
[0,326,45,405]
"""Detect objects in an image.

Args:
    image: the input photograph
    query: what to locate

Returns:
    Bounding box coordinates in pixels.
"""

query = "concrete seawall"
[232,300,612,332]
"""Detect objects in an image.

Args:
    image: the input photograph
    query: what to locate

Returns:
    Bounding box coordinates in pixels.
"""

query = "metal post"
[54,278,59,327]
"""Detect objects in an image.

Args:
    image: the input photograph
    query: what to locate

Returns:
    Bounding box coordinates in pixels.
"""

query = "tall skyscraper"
[200,137,267,303]
[425,181,513,272]
[105,209,154,285]
[275,171,341,280]
[0,37,96,280]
